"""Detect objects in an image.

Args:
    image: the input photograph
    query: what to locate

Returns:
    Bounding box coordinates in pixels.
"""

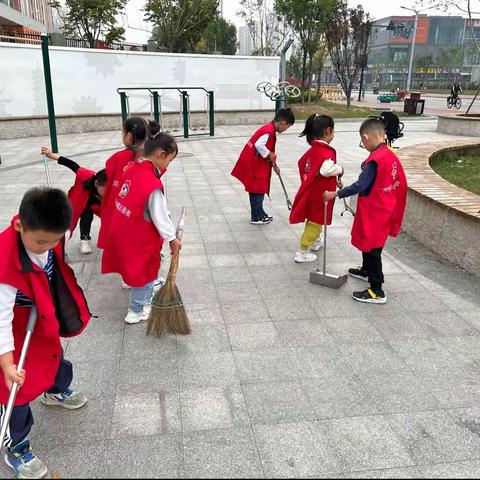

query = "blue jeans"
[249,193,266,221]
[130,281,154,313]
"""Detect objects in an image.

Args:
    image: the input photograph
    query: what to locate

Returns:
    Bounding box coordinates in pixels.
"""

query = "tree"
[314,43,328,98]
[197,17,238,54]
[276,0,337,103]
[145,0,219,53]
[325,1,370,108]
[238,0,288,56]
[436,47,464,85]
[49,0,127,47]
[286,51,303,79]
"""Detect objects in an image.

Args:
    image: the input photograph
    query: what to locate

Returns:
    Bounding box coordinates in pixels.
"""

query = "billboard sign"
[390,17,430,44]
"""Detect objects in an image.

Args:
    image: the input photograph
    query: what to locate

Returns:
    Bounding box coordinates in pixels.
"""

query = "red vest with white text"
[351,144,407,252]
[101,161,165,287]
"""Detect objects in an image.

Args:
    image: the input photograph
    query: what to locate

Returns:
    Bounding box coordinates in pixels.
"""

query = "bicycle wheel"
[256,82,271,93]
[455,98,462,109]
[447,99,453,109]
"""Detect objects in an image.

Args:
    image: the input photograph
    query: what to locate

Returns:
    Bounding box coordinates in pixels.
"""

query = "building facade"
[0,0,53,34]
[238,25,254,56]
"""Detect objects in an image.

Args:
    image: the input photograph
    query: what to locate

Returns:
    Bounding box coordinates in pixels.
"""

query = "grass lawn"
[430,149,480,196]
[289,100,410,120]
[422,88,478,96]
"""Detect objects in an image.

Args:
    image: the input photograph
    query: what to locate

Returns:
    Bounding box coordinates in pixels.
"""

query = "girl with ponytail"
[97,117,149,250]
[289,114,344,263]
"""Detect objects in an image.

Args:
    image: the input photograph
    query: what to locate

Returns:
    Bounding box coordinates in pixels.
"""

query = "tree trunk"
[301,48,307,105]
[346,82,351,108]
[316,61,323,100]
[307,53,313,104]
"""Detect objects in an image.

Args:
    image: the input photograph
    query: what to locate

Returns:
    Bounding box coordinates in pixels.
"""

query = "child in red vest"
[102,125,181,324]
[231,108,295,224]
[98,116,149,249]
[324,118,407,304]
[290,115,344,263]
[0,188,91,479]
[40,147,106,255]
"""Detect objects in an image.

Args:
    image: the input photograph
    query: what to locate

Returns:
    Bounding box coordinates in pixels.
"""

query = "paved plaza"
[1,118,480,478]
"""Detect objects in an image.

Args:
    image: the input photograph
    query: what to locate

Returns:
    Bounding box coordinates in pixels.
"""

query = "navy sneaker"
[352,288,387,304]
[5,439,47,479]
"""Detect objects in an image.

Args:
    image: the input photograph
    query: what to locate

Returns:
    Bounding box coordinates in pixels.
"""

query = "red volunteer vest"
[101,161,165,287]
[351,144,408,252]
[289,141,338,225]
[0,220,91,405]
[68,167,99,235]
[231,122,277,194]
[98,149,138,248]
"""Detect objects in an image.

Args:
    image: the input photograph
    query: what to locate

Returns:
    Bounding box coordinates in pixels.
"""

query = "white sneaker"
[124,309,149,324]
[310,236,324,252]
[79,240,92,254]
[143,304,152,317]
[294,250,317,263]
[121,280,131,290]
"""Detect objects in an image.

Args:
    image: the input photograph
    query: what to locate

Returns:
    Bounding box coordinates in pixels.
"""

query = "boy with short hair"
[0,187,91,479]
[231,108,295,225]
[324,119,407,304]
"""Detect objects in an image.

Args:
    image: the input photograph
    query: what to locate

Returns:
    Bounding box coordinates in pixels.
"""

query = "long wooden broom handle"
[176,207,186,240]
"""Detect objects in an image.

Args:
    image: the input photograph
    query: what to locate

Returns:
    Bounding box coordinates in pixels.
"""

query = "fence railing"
[0,30,46,45]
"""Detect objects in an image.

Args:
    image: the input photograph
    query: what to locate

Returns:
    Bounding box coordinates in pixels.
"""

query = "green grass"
[290,100,410,120]
[430,148,480,195]
[421,88,478,95]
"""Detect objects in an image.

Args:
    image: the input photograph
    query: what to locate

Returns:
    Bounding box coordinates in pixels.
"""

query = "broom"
[147,207,190,337]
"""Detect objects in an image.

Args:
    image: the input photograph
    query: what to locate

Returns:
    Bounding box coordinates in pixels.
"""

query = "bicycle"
[447,95,462,109]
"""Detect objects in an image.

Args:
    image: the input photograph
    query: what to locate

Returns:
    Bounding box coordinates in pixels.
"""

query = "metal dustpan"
[310,200,348,288]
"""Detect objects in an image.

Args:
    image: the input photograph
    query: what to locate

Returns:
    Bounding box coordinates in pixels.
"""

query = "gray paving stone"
[242,382,317,424]
[176,324,231,355]
[321,415,415,472]
[386,409,480,465]
[234,348,298,384]
[110,392,180,438]
[302,374,378,419]
[183,427,264,478]
[417,460,480,478]
[274,319,335,347]
[221,299,271,324]
[227,322,282,350]
[104,435,184,478]
[185,302,224,326]
[263,296,316,321]
[178,352,239,388]
[181,385,249,432]
[324,315,384,344]
[122,324,178,360]
[216,281,260,303]
[349,467,420,478]
[66,331,123,363]
[211,265,253,285]
[253,421,341,478]
[369,313,440,341]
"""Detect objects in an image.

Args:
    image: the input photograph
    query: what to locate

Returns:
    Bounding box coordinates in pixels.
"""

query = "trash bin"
[404,92,424,115]
[404,98,415,114]
[415,99,425,115]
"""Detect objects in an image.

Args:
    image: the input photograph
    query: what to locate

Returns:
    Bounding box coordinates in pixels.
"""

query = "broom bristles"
[147,254,191,337]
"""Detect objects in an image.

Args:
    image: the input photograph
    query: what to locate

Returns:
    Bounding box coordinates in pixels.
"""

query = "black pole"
[41,34,58,153]
[358,23,370,102]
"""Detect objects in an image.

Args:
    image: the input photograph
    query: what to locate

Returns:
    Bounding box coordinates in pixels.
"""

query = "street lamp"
[400,5,432,92]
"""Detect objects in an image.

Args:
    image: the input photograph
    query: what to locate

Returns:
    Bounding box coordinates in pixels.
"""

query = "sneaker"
[250,216,272,225]
[310,236,323,252]
[352,288,387,304]
[294,250,317,263]
[143,303,152,318]
[5,440,47,480]
[153,278,166,293]
[40,388,88,410]
[124,309,149,324]
[348,267,369,282]
[79,239,92,254]
[263,214,273,222]
[121,280,131,290]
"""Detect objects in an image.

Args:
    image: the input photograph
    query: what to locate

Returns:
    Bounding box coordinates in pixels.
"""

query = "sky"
[121,0,458,44]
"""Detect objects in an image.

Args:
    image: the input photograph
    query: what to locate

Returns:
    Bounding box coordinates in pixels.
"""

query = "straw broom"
[147,207,190,337]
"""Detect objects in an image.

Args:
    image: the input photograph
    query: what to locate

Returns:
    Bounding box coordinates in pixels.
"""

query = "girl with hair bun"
[289,114,344,263]
[101,126,181,324]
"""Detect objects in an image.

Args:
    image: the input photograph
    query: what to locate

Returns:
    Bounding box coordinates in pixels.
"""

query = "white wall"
[0,43,280,118]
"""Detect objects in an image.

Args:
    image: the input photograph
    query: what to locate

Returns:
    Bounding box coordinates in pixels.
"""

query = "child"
[97,116,149,249]
[40,147,106,254]
[231,108,295,224]
[289,115,344,263]
[324,118,407,304]
[101,124,181,324]
[0,188,91,479]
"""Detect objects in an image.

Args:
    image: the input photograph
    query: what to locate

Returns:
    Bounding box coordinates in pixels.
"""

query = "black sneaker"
[250,216,272,225]
[348,267,369,282]
[352,289,387,304]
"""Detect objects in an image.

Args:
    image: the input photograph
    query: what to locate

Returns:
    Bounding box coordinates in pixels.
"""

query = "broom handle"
[277,172,293,211]
[176,207,186,241]
[323,200,328,276]
[42,154,52,187]
[0,307,37,451]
